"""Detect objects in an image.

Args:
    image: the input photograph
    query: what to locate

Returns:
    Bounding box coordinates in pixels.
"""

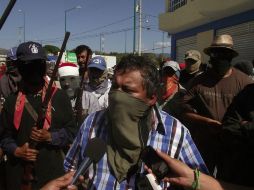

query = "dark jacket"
[0,89,77,190]
[219,83,254,187]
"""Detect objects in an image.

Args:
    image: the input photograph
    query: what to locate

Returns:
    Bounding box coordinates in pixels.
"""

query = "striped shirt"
[64,107,208,190]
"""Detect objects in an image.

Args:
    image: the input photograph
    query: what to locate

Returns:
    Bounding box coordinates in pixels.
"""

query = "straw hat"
[204,34,238,58]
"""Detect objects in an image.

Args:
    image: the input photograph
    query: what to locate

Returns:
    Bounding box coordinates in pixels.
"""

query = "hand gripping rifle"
[21,32,70,190]
[74,51,90,127]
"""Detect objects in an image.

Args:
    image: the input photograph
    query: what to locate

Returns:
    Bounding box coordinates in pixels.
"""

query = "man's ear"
[148,95,157,106]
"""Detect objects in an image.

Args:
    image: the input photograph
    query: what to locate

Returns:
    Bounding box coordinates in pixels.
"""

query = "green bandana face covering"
[107,90,150,182]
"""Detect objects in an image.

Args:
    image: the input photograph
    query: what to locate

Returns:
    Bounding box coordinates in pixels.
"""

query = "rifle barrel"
[36,32,70,129]
[0,0,17,30]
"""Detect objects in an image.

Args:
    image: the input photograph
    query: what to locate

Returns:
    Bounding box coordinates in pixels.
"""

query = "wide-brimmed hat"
[204,34,238,58]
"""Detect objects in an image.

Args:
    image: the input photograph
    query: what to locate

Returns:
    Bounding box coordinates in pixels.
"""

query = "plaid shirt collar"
[151,104,166,135]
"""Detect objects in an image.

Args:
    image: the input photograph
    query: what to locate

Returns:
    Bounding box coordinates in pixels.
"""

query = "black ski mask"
[18,59,46,86]
[209,49,233,77]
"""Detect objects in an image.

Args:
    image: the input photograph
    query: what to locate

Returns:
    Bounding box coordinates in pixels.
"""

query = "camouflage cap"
[184,50,201,61]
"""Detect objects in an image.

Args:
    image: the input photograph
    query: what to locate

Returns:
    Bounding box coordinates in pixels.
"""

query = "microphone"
[70,137,106,185]
[145,174,162,190]
[140,146,169,181]
[137,146,169,190]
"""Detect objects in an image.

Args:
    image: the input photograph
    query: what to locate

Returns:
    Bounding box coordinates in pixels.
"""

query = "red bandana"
[13,78,57,130]
[162,76,179,100]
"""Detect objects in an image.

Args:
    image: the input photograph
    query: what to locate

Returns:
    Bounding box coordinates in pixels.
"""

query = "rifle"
[21,32,70,190]
[0,0,16,30]
[74,50,91,127]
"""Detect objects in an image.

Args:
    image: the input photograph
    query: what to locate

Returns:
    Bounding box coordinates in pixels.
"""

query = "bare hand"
[240,120,248,125]
[207,118,222,127]
[40,171,76,190]
[14,143,39,161]
[69,174,85,188]
[144,149,194,189]
[30,127,51,142]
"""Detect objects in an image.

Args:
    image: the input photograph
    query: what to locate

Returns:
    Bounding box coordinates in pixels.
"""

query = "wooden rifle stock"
[21,32,70,190]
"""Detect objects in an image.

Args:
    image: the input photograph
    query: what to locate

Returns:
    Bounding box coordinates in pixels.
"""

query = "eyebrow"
[123,79,140,90]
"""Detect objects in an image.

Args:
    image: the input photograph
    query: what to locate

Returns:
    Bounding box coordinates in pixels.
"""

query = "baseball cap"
[16,41,47,62]
[6,47,17,61]
[162,60,180,71]
[58,62,79,77]
[87,56,107,70]
[184,50,201,61]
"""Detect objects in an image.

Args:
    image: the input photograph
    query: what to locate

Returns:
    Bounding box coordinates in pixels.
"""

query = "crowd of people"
[0,33,253,190]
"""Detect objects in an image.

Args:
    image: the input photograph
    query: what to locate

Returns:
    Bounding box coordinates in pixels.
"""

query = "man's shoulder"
[2,93,18,113]
[184,71,209,89]
[0,75,9,92]
[52,88,70,101]
[232,68,254,83]
[0,74,8,83]
[159,109,188,133]
[4,92,18,102]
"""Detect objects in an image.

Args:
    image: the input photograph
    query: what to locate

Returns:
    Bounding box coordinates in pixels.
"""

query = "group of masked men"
[0,33,253,190]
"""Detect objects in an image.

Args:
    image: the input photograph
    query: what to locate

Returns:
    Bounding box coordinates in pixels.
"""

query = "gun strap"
[24,98,38,121]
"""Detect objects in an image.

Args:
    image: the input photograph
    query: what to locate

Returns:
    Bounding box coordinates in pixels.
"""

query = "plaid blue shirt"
[64,108,208,189]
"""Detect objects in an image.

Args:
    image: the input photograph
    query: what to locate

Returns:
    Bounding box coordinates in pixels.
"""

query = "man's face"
[76,50,88,68]
[111,69,154,105]
[18,59,46,86]
[46,61,55,77]
[161,67,175,81]
[88,67,104,80]
[209,49,233,76]
[88,67,106,87]
[59,75,80,99]
[185,59,200,74]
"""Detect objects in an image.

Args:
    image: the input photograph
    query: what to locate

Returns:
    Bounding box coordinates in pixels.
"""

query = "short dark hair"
[115,54,160,98]
[75,45,92,56]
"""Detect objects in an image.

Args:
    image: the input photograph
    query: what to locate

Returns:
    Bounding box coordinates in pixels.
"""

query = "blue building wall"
[171,9,254,60]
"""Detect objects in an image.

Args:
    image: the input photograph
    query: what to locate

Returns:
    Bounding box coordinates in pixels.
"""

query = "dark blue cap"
[16,41,46,62]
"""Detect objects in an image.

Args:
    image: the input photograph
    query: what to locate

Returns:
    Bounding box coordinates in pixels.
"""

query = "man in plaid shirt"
[64,55,208,189]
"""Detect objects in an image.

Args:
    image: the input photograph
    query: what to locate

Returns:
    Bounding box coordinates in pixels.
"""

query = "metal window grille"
[169,0,187,12]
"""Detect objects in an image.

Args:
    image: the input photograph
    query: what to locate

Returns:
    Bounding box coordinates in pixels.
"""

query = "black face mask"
[209,50,233,76]
[210,58,231,77]
[88,68,107,88]
[18,59,46,86]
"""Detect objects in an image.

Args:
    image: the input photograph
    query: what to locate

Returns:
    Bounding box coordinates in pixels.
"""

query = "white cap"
[162,61,180,71]
[58,62,79,77]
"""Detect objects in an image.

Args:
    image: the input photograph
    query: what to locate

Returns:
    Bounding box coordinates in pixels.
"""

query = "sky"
[0,0,170,54]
